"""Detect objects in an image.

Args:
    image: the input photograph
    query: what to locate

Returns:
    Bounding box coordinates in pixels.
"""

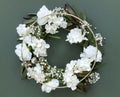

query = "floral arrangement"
[15,4,104,93]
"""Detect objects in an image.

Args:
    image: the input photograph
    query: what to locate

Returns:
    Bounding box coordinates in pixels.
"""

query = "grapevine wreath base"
[15,4,104,93]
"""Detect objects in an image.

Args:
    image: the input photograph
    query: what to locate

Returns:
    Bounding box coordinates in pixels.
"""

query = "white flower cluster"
[27,63,59,93]
[15,43,32,61]
[63,70,79,90]
[80,45,102,62]
[95,33,103,46]
[41,79,59,93]
[66,28,87,44]
[37,5,52,26]
[63,45,102,90]
[37,5,67,34]
[63,58,91,90]
[15,24,50,61]
[27,63,45,83]
[88,72,100,84]
[16,24,30,39]
[25,35,50,57]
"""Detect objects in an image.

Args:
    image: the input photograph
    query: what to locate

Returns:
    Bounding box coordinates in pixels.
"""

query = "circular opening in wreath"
[46,29,83,68]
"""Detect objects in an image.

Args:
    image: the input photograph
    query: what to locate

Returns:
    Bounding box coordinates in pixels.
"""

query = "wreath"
[15,4,104,93]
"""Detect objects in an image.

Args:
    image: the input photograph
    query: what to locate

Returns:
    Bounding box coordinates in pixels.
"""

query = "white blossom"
[66,28,87,44]
[64,58,92,90]
[95,33,103,46]
[16,24,30,38]
[27,63,45,83]
[80,45,102,62]
[63,70,79,90]
[66,60,77,71]
[53,7,63,12]
[15,43,32,61]
[45,23,58,34]
[65,59,91,74]
[23,34,32,45]
[41,79,59,93]
[53,16,67,28]
[45,14,67,34]
[47,14,67,28]
[33,39,50,57]
[37,6,67,33]
[74,58,91,73]
[37,5,52,25]
[88,72,100,84]
[23,35,50,57]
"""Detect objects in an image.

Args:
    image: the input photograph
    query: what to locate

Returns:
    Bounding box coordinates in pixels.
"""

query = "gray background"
[0,0,120,97]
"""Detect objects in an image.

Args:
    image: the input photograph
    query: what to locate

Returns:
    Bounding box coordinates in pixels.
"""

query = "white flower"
[41,79,59,93]
[47,14,57,24]
[23,34,32,45]
[53,7,63,12]
[63,70,79,90]
[74,58,91,73]
[53,16,67,28]
[95,33,103,46]
[88,72,100,84]
[66,28,87,44]
[45,14,67,34]
[24,35,50,57]
[15,43,32,61]
[16,24,30,38]
[37,5,52,25]
[33,39,50,57]
[47,14,67,28]
[45,24,58,34]
[64,58,91,90]
[66,60,77,71]
[65,59,91,74]
[27,63,45,83]
[80,45,102,62]
[63,70,73,83]
[27,35,39,48]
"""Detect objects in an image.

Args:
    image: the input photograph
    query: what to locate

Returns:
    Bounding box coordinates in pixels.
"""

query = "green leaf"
[28,13,36,17]
[65,15,80,27]
[23,16,37,25]
[48,35,61,39]
[23,13,37,25]
[21,66,27,79]
[64,4,86,21]
[64,4,77,16]
[23,13,36,20]
[28,46,33,52]
[64,4,81,23]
